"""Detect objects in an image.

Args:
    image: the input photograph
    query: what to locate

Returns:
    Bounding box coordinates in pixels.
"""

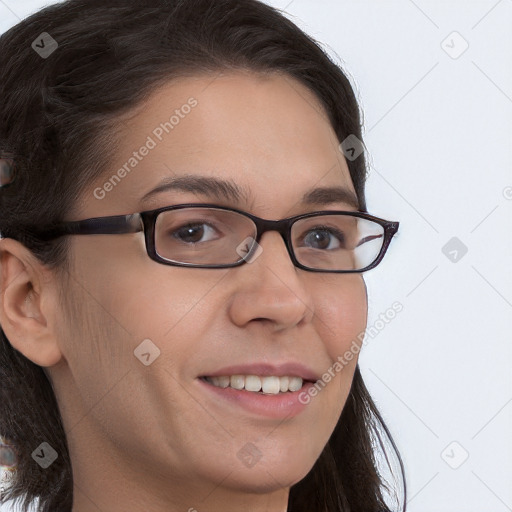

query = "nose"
[228,230,315,331]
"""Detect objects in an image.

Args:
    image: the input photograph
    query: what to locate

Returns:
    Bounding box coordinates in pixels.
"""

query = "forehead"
[80,71,357,218]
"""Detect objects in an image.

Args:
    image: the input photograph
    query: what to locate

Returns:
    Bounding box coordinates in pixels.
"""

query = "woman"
[0,0,405,510]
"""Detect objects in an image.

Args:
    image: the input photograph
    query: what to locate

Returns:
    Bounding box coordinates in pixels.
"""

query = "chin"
[211,457,315,494]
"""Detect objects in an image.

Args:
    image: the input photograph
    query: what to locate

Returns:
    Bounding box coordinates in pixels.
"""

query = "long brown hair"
[0,1,406,510]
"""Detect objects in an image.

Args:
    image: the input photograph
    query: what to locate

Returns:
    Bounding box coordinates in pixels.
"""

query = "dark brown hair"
[0,0,406,510]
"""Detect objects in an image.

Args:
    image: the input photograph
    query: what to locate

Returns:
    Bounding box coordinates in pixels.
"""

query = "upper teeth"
[205,375,304,394]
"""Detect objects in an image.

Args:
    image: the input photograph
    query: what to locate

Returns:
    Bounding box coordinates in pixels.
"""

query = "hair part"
[0,1,405,510]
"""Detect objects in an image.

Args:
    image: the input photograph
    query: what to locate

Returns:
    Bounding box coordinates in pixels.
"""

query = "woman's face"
[50,71,368,510]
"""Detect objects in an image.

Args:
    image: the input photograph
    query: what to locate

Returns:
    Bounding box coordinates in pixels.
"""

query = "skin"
[0,71,367,512]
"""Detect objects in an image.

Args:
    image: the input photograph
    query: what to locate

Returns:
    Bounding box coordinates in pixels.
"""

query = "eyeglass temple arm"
[36,214,143,241]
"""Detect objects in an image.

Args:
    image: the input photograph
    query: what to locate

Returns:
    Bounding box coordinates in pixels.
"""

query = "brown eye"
[170,223,219,244]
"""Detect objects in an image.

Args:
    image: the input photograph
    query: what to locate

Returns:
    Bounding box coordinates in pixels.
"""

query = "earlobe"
[0,238,63,367]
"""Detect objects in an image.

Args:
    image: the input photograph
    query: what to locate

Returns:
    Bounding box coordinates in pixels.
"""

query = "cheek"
[293,276,367,456]
[309,275,367,414]
[313,275,368,355]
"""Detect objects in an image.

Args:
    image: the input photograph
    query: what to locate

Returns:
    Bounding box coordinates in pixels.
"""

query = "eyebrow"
[140,174,360,209]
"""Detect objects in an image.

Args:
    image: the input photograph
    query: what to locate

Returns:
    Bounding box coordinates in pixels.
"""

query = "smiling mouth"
[199,375,314,394]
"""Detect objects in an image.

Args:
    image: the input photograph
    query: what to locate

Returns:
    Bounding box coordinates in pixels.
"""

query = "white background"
[1,1,511,511]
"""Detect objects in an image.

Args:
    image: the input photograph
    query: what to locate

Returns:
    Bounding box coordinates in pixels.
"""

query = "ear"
[0,237,64,367]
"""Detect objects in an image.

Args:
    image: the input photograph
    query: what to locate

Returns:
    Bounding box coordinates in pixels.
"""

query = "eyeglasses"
[34,203,399,273]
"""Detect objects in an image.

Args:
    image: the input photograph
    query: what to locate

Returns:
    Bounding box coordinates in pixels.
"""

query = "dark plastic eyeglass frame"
[35,203,399,273]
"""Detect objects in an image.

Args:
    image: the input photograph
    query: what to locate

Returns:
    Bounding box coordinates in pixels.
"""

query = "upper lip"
[200,362,320,382]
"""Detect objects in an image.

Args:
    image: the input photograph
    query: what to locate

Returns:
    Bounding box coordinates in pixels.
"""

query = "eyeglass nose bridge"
[242,215,300,267]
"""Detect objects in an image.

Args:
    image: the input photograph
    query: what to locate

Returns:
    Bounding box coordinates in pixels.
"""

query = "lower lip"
[197,378,315,419]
